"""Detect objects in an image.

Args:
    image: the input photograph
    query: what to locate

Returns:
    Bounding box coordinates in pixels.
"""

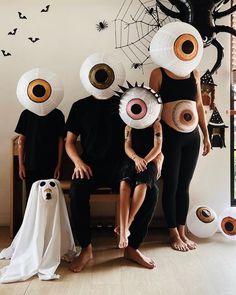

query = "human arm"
[149,68,162,92]
[124,125,147,172]
[65,131,93,179]
[144,120,162,163]
[194,70,211,156]
[18,134,26,180]
[54,137,64,179]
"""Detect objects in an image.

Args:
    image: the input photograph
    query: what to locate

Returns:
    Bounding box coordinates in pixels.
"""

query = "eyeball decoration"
[186,205,218,238]
[219,207,236,240]
[80,52,126,99]
[150,22,203,77]
[172,101,199,133]
[116,81,162,129]
[16,68,64,116]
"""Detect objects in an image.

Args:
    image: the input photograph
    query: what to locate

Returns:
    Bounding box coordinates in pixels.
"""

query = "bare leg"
[178,224,197,250]
[69,244,93,272]
[127,183,147,228]
[169,228,189,252]
[124,246,156,269]
[119,181,132,248]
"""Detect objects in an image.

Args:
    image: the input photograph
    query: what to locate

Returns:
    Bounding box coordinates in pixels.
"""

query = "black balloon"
[156,0,236,74]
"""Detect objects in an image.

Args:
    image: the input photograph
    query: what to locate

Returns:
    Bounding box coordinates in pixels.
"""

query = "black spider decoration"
[131,62,144,70]
[145,6,158,17]
[156,0,236,74]
[96,20,108,32]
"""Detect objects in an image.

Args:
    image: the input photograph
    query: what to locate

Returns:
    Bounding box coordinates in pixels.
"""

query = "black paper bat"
[18,12,27,19]
[8,28,18,35]
[41,5,50,13]
[1,50,11,57]
[28,37,40,43]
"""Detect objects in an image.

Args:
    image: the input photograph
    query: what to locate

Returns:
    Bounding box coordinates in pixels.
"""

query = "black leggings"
[70,165,158,249]
[161,122,200,228]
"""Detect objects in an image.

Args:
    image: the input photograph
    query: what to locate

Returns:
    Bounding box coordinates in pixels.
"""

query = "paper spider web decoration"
[114,0,176,71]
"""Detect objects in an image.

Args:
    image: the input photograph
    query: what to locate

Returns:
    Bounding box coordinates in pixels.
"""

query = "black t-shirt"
[15,109,66,172]
[66,96,125,167]
[131,126,154,158]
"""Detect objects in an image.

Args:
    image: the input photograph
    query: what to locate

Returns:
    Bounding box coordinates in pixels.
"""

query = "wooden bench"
[11,136,120,237]
[60,179,120,229]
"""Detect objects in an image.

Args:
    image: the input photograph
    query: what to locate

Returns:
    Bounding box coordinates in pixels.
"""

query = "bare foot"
[69,244,93,272]
[119,235,128,248]
[124,246,156,269]
[170,235,189,252]
[180,234,197,250]
[115,226,130,237]
[114,226,120,235]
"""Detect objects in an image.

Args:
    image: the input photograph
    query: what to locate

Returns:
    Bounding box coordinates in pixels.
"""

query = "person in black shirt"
[117,121,162,249]
[15,108,66,196]
[66,95,161,272]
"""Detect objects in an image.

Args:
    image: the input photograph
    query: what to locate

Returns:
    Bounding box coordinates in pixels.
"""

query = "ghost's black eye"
[40,181,46,187]
[50,181,55,187]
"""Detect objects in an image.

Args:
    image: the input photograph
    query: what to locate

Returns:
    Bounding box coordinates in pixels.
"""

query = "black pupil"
[182,40,194,54]
[202,209,210,218]
[225,222,234,232]
[131,104,142,115]
[184,113,192,121]
[95,69,108,83]
[33,84,46,97]
[40,181,46,187]
[50,182,55,187]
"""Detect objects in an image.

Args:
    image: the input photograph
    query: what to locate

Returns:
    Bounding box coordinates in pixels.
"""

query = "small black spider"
[145,7,157,17]
[131,63,143,70]
[96,20,108,32]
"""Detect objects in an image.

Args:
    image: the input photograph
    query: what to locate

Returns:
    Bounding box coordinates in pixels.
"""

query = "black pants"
[70,165,158,249]
[161,122,200,228]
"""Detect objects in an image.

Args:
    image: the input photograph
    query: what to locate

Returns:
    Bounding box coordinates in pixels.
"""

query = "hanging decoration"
[114,0,177,71]
[207,107,228,148]
[155,0,236,74]
[200,70,217,110]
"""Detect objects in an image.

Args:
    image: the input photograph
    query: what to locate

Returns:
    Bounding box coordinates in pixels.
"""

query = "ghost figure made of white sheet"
[0,179,76,283]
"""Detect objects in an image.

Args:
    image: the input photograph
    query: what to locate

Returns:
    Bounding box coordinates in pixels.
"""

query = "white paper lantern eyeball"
[150,22,203,77]
[219,207,236,240]
[16,68,64,116]
[80,52,126,100]
[118,82,162,129]
[186,205,218,238]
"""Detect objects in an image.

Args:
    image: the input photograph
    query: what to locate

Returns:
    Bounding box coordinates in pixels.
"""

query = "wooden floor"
[0,226,236,295]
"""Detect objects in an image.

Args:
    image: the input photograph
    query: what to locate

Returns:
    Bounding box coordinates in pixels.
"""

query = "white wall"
[0,0,232,225]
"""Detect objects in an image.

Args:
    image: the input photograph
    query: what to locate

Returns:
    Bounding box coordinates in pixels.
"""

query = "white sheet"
[0,179,76,283]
